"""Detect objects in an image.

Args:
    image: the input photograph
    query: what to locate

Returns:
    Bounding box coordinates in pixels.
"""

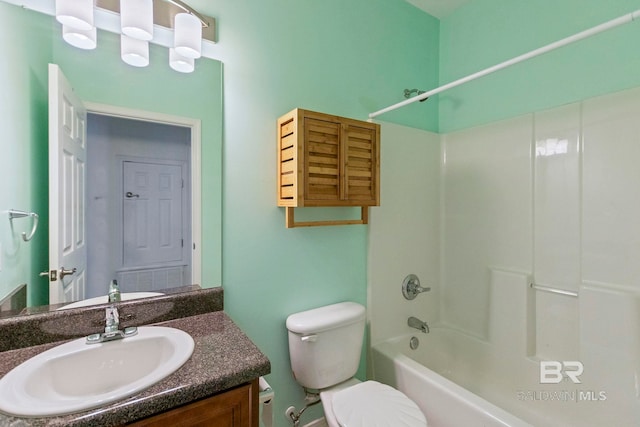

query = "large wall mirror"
[0,1,222,316]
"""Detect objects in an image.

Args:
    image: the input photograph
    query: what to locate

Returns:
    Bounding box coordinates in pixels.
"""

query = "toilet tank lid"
[286,302,365,334]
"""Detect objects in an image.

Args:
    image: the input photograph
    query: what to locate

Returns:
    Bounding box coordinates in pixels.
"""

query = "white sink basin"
[57,292,164,310]
[0,326,194,417]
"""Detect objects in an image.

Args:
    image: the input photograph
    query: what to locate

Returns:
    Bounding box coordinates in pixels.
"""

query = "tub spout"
[408,316,429,334]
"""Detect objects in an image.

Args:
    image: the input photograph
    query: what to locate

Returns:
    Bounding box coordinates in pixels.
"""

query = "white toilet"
[286,302,427,427]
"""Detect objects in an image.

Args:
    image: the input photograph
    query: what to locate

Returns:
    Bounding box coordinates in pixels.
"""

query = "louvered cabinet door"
[276,108,380,211]
[343,122,380,206]
[303,117,341,203]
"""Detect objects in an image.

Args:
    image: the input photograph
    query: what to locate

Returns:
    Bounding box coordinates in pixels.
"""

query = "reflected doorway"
[48,66,202,305]
[85,114,193,298]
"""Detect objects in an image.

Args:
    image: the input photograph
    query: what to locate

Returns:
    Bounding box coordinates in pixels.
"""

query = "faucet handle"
[402,274,431,300]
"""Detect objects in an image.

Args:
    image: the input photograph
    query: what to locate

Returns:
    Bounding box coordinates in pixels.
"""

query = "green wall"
[0,0,439,425]
[6,0,640,425]
[439,0,640,132]
[0,3,50,307]
[189,0,439,423]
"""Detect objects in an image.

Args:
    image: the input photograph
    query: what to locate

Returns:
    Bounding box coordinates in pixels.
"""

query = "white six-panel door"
[122,160,185,267]
[48,64,87,304]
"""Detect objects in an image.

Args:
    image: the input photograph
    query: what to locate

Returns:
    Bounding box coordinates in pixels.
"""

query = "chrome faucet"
[108,279,121,302]
[408,316,429,334]
[86,305,138,344]
[105,305,120,333]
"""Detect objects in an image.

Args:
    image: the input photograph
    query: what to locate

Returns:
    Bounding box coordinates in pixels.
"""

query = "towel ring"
[8,210,39,242]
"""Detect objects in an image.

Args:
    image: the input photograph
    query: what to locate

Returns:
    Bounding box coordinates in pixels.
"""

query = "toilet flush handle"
[301,334,317,342]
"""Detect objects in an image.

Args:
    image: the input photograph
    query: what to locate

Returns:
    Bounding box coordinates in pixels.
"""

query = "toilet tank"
[286,302,366,390]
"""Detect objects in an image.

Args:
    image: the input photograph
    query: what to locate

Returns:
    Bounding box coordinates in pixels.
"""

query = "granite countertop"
[0,291,271,426]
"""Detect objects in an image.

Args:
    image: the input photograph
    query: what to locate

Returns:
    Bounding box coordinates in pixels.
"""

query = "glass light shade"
[56,0,94,31]
[169,48,195,73]
[174,13,202,59]
[62,25,97,50]
[121,0,154,41]
[121,35,149,67]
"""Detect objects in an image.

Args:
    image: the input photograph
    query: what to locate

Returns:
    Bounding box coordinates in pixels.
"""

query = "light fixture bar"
[95,0,216,43]
[164,0,210,28]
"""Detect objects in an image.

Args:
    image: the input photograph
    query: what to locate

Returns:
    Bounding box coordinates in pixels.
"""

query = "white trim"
[84,102,202,287]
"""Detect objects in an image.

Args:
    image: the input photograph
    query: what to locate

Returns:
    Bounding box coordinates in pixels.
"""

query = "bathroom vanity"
[128,380,256,426]
[0,288,270,426]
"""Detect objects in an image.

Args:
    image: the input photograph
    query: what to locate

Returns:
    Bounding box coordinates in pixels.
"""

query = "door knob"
[126,192,140,198]
[40,267,77,281]
[40,270,58,281]
[59,267,77,279]
[39,270,55,282]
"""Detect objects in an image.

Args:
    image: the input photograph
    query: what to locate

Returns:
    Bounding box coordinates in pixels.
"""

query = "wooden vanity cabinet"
[126,379,258,427]
[277,108,380,228]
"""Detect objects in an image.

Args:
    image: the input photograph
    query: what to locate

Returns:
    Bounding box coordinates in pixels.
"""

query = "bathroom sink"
[57,292,164,310]
[0,326,194,417]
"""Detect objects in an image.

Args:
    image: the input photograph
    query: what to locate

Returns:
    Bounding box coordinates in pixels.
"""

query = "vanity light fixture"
[56,0,215,73]
[120,0,154,41]
[174,12,202,59]
[121,35,150,67]
[62,25,97,50]
[55,0,94,31]
[169,48,195,73]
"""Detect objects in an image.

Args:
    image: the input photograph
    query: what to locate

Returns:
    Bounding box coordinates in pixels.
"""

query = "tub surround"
[369,86,640,426]
[0,288,271,426]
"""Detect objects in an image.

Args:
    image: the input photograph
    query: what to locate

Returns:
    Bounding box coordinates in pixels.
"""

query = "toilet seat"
[331,380,427,427]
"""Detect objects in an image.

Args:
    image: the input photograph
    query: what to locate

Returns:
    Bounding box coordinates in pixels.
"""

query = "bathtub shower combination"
[369,85,640,426]
[364,9,640,427]
[373,270,640,426]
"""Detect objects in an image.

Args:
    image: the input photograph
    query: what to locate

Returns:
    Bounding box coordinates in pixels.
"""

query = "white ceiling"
[405,0,474,19]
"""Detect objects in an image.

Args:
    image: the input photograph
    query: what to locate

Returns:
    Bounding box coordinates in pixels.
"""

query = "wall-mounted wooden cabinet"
[277,108,380,228]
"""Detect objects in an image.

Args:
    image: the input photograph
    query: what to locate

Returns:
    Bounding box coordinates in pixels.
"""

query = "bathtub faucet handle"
[402,274,431,300]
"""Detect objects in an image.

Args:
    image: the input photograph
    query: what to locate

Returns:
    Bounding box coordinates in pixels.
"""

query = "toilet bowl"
[320,378,426,427]
[286,302,427,427]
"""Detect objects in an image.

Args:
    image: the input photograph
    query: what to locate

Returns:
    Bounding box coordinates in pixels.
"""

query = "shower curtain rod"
[369,9,640,119]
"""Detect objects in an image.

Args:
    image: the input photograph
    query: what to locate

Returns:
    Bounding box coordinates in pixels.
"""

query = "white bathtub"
[371,329,624,427]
